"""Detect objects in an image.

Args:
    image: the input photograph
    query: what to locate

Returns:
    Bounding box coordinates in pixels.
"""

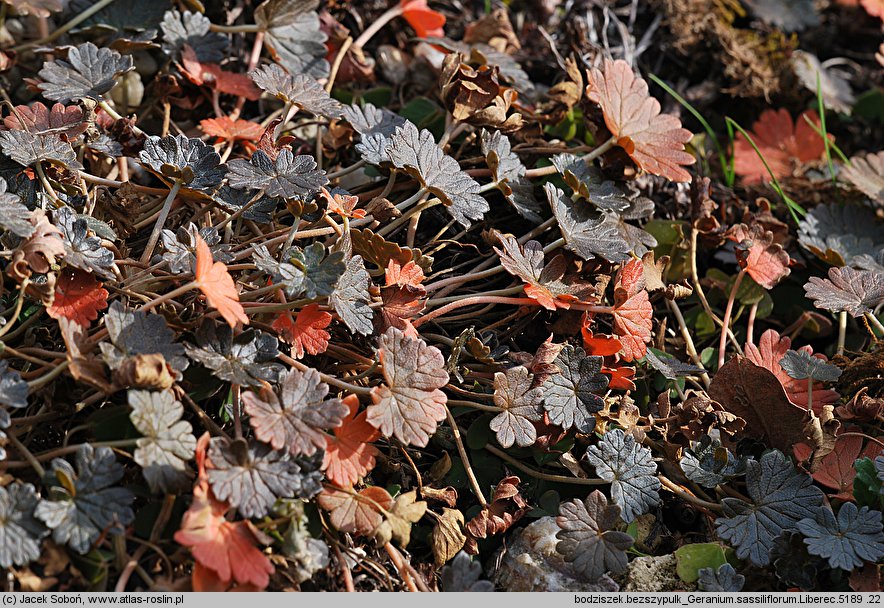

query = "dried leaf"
[374,489,427,547]
[555,490,634,582]
[585,59,694,182]
[727,223,791,289]
[367,327,449,447]
[200,117,264,143]
[733,109,827,183]
[842,151,884,204]
[179,46,262,100]
[242,366,347,457]
[318,485,393,536]
[432,508,466,567]
[791,51,855,115]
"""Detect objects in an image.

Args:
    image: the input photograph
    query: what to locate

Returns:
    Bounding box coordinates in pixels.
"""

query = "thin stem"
[0,278,29,339]
[690,229,741,352]
[27,361,70,392]
[139,180,182,265]
[424,266,505,292]
[746,301,758,346]
[99,101,144,136]
[866,312,884,337]
[414,296,538,328]
[658,475,723,513]
[665,299,711,388]
[806,376,813,415]
[837,311,847,356]
[483,443,606,485]
[7,434,45,477]
[139,281,197,313]
[279,354,372,395]
[718,269,745,370]
[446,399,503,413]
[231,384,243,440]
[445,407,488,508]
[326,36,353,93]
[209,23,262,33]
[12,0,118,51]
[426,286,524,308]
[353,5,404,48]
[523,137,616,178]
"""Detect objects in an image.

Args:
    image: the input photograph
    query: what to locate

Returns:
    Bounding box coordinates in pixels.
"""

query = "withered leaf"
[842,151,884,204]
[432,508,466,567]
[318,485,393,536]
[709,357,811,453]
[373,490,428,547]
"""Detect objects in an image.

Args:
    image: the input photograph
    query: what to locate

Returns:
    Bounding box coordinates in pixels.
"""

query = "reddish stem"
[718,269,745,370]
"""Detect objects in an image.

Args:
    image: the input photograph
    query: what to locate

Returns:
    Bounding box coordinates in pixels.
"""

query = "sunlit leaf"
[185,321,281,387]
[541,345,608,433]
[195,234,247,328]
[47,268,108,328]
[322,395,380,487]
[250,63,343,118]
[128,389,196,493]
[489,366,543,448]
[37,42,134,102]
[804,266,884,317]
[0,483,48,568]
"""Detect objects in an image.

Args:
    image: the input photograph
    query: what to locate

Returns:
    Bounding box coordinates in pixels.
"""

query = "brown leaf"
[114,353,176,391]
[317,485,394,537]
[432,508,466,567]
[373,490,428,547]
[709,357,811,453]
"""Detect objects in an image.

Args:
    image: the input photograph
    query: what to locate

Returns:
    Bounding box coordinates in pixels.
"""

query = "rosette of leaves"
[541,345,609,433]
[128,390,196,493]
[679,436,747,488]
[479,129,542,222]
[184,321,282,387]
[53,206,115,279]
[585,428,661,522]
[100,301,187,371]
[697,563,745,592]
[804,266,884,318]
[342,103,407,166]
[489,366,544,448]
[35,444,135,554]
[250,63,343,119]
[138,134,227,191]
[0,130,82,170]
[0,177,34,239]
[797,204,883,267]
[37,42,134,103]
[440,551,495,592]
[545,183,631,262]
[256,0,328,80]
[329,254,373,336]
[715,450,825,566]
[159,223,232,274]
[385,122,489,228]
[253,242,344,299]
[215,186,281,224]
[797,503,884,571]
[242,367,348,458]
[0,483,48,568]
[206,437,323,519]
[367,327,450,447]
[227,149,328,200]
[160,10,227,62]
[555,490,634,582]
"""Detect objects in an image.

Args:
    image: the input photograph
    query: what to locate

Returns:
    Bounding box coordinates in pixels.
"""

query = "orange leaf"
[733,109,828,183]
[323,395,381,487]
[611,260,652,361]
[200,117,264,142]
[272,303,332,359]
[727,224,791,289]
[180,46,262,100]
[793,432,880,500]
[174,434,273,589]
[585,59,695,182]
[385,258,425,288]
[861,0,884,19]
[47,268,108,328]
[320,187,366,219]
[400,0,446,38]
[195,235,247,328]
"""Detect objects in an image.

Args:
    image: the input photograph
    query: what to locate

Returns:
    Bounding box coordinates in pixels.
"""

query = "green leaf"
[399,97,445,139]
[466,414,494,450]
[854,457,884,510]
[675,543,729,583]
[644,220,686,248]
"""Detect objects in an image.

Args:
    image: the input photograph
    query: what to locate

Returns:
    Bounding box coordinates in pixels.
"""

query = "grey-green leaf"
[128,390,196,493]
[585,429,660,522]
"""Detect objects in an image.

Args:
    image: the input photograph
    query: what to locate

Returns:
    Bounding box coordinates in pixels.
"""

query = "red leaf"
[200,117,263,143]
[174,434,273,589]
[385,258,425,288]
[272,303,332,359]
[744,329,840,413]
[4,102,86,139]
[321,187,366,220]
[323,394,381,487]
[727,224,791,289]
[585,59,695,182]
[861,0,884,19]
[611,260,652,361]
[47,268,108,328]
[581,329,635,391]
[379,284,426,332]
[400,0,446,38]
[793,432,880,500]
[195,235,247,328]
[180,46,261,100]
[733,109,829,183]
